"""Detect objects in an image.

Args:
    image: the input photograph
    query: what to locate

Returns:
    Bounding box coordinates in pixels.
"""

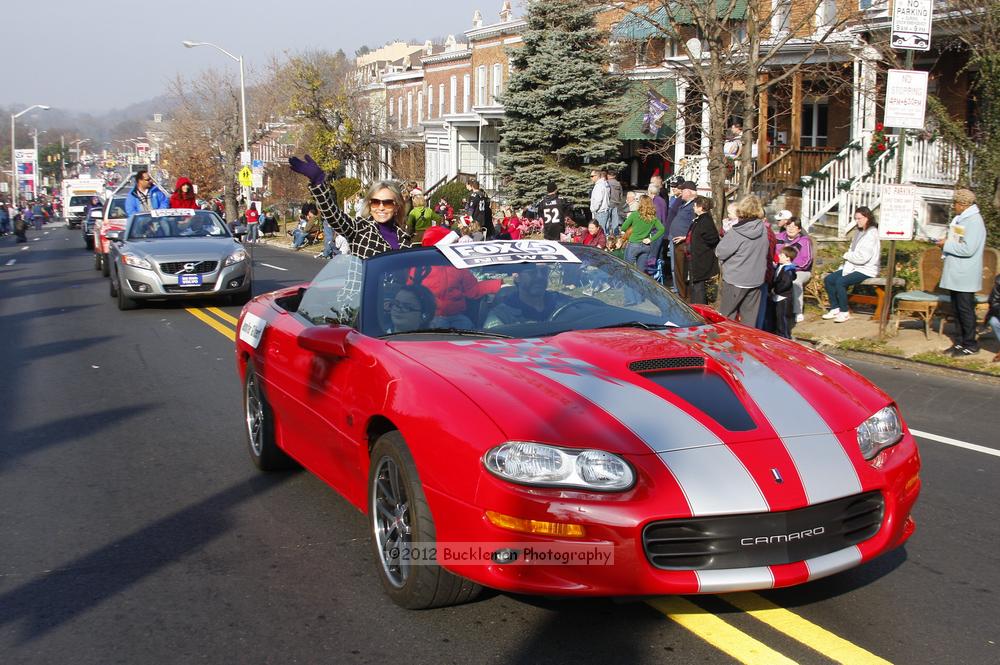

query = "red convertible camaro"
[234,240,920,609]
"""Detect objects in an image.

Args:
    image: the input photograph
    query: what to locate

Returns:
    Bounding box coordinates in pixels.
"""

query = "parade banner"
[438,240,581,269]
[14,149,38,199]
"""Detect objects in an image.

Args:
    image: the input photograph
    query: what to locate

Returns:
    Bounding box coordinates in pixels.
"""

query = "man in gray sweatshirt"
[715,213,769,323]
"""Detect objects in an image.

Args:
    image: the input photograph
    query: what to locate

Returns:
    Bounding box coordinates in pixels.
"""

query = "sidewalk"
[794,307,1000,375]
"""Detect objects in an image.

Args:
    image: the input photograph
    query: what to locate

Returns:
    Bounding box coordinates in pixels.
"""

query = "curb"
[800,338,1000,386]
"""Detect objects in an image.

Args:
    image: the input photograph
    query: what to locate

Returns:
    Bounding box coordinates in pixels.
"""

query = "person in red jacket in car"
[409,226,502,329]
[169,177,199,209]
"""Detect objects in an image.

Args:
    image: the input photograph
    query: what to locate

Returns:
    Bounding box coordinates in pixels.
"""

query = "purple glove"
[288,154,326,187]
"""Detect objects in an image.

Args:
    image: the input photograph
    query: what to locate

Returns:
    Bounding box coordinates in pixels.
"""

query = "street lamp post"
[9,104,50,207]
[182,40,250,208]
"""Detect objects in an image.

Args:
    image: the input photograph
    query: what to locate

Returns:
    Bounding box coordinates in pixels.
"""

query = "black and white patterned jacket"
[309,183,412,260]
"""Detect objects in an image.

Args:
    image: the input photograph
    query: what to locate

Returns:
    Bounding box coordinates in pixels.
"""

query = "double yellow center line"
[181,306,893,664]
[649,592,892,664]
[186,306,238,340]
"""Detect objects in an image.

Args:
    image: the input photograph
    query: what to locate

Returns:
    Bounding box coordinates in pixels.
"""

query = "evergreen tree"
[498,1,626,208]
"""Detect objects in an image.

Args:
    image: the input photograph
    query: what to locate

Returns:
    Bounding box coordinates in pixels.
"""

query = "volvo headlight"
[856,406,903,460]
[483,442,635,491]
[224,248,248,266]
[123,254,152,270]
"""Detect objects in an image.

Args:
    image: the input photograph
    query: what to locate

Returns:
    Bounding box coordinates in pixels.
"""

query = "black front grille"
[164,283,217,293]
[159,261,219,275]
[629,357,705,372]
[643,491,884,570]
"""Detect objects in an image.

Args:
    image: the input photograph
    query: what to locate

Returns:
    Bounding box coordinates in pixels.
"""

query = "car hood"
[387,324,887,458]
[123,237,240,260]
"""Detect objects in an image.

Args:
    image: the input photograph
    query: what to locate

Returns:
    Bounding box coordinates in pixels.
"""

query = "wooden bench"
[847,277,906,320]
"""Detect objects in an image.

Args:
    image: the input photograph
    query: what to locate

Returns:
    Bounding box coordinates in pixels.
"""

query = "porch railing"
[800,139,901,234]
[904,137,972,186]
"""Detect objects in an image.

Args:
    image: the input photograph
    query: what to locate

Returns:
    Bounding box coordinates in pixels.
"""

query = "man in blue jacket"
[125,170,169,216]
[937,188,987,356]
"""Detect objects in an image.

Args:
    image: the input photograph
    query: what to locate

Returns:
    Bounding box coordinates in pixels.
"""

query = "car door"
[268,255,365,494]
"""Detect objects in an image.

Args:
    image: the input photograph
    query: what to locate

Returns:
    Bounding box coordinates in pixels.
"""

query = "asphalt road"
[1,225,997,664]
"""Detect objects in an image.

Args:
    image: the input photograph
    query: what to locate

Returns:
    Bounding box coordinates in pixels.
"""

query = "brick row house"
[348,1,978,238]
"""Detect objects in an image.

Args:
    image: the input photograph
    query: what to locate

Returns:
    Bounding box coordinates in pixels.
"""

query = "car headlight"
[483,442,635,491]
[224,248,247,266]
[123,254,152,270]
[856,406,903,460]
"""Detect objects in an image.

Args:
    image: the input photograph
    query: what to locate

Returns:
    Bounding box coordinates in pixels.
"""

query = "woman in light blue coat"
[937,188,986,355]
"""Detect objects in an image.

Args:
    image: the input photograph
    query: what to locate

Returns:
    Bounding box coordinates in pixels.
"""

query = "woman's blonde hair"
[733,195,764,221]
[637,194,657,221]
[359,181,406,227]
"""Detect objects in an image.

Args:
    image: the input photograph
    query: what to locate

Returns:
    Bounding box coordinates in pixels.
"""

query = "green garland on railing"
[837,177,855,191]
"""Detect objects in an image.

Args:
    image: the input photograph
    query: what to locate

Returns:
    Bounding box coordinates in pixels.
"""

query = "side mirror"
[689,304,726,323]
[297,325,353,358]
[105,230,123,242]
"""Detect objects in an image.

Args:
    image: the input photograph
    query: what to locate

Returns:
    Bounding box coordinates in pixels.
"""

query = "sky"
[5,0,499,113]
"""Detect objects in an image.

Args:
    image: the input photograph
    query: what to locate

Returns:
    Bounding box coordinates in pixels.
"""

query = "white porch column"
[699,97,711,190]
[674,79,687,168]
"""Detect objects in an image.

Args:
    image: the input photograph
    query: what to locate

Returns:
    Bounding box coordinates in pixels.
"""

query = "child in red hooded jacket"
[169,177,199,209]
[408,226,501,328]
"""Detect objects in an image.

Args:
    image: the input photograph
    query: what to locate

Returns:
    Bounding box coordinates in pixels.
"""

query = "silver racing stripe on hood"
[707,348,862,505]
[532,368,768,516]
[449,340,769,516]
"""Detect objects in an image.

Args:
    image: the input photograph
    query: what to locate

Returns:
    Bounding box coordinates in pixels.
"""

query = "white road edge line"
[910,428,1000,458]
[259,263,288,271]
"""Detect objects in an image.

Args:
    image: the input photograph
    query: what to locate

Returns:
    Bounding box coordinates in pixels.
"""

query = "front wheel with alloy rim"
[243,360,295,471]
[369,432,482,609]
[116,276,137,310]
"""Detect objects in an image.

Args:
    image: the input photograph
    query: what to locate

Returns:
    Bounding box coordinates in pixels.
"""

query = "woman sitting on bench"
[822,206,881,323]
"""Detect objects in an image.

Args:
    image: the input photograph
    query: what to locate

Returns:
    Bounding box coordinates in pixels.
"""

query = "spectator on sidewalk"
[467,179,495,239]
[244,201,261,243]
[987,273,1000,362]
[589,169,611,235]
[715,195,769,323]
[770,246,798,339]
[937,188,987,356]
[822,206,881,323]
[291,203,322,250]
[775,218,813,323]
[668,181,698,301]
[538,182,572,241]
[607,171,624,234]
[620,195,665,306]
[406,193,441,244]
[686,196,721,305]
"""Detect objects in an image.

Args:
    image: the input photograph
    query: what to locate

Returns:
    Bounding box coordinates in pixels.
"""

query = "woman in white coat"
[822,207,881,323]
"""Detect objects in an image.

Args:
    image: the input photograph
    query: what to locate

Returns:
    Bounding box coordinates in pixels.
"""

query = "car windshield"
[128,211,230,239]
[107,196,128,220]
[338,243,705,339]
[70,195,99,206]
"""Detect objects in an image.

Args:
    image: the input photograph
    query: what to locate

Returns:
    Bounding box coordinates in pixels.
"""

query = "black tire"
[369,432,482,609]
[84,237,94,250]
[244,361,295,471]
[109,269,118,298]
[100,253,110,277]
[116,276,137,310]
[94,252,101,271]
[229,288,253,306]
